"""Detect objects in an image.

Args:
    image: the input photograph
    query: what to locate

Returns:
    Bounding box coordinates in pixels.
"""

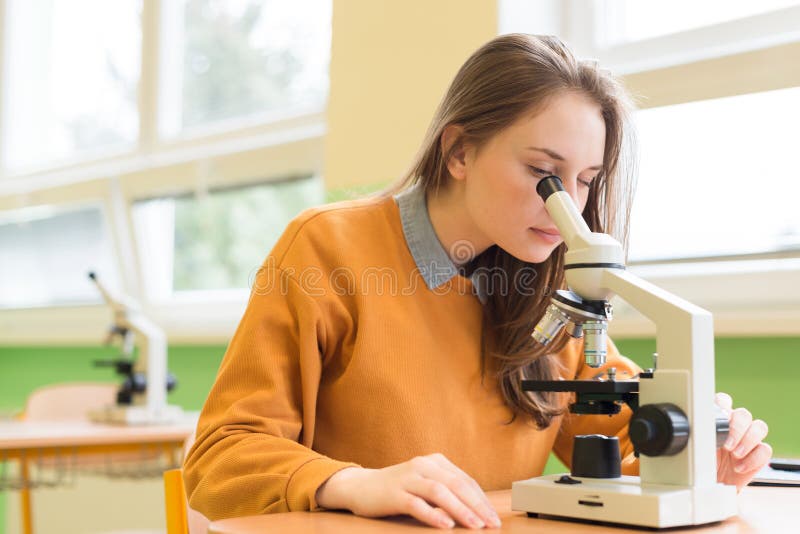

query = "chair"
[163,469,188,534]
[23,382,117,420]
[163,432,209,534]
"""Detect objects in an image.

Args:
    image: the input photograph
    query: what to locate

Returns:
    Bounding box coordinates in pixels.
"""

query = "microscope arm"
[88,271,139,315]
[600,268,718,488]
[600,267,713,365]
[125,314,168,415]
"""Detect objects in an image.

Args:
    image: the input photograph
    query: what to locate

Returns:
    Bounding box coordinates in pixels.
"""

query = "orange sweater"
[183,194,641,521]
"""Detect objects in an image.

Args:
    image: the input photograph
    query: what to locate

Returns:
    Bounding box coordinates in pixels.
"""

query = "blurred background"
[0,1,798,532]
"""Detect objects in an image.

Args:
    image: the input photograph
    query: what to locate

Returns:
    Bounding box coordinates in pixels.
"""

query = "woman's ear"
[441,124,469,181]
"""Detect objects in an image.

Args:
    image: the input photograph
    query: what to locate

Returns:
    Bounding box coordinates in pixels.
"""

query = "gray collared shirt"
[394,184,487,304]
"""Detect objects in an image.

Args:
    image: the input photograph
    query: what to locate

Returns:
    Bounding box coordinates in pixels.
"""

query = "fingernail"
[470,515,485,528]
[440,516,455,529]
[488,513,502,528]
[734,462,748,473]
[734,445,746,458]
[724,437,735,450]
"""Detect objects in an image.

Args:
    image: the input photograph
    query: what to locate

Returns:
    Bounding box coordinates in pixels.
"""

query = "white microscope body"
[88,273,184,425]
[511,177,737,528]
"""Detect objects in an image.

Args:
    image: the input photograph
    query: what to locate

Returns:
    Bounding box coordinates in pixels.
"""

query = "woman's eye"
[579,175,598,188]
[528,166,552,177]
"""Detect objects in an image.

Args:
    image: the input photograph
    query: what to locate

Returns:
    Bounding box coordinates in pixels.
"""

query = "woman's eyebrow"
[526,146,603,171]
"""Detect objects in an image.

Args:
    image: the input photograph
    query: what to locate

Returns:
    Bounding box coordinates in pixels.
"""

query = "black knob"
[571,434,621,478]
[166,372,178,393]
[630,403,690,457]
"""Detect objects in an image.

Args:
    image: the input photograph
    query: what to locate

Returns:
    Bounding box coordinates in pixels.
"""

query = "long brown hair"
[386,34,638,428]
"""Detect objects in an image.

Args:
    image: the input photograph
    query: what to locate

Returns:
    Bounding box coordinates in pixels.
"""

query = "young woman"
[184,34,771,530]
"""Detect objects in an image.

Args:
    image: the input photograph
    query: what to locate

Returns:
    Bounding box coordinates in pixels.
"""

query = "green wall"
[1,337,798,524]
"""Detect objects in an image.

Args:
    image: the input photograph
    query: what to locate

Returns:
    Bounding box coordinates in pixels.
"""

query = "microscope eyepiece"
[536,175,565,201]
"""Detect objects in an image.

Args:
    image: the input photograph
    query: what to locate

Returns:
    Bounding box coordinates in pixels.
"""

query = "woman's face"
[461,92,606,263]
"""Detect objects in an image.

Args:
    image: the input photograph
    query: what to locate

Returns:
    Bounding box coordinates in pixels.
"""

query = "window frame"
[589,0,800,74]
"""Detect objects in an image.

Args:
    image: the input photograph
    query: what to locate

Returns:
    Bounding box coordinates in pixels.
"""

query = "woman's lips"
[530,227,562,244]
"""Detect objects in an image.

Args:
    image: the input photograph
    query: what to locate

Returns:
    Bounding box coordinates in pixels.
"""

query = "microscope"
[511,177,737,528]
[88,272,183,425]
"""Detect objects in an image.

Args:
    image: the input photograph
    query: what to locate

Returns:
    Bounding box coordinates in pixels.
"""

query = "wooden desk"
[209,486,798,533]
[0,417,197,534]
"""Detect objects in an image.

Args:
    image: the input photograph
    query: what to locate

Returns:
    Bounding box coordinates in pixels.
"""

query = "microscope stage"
[512,473,737,528]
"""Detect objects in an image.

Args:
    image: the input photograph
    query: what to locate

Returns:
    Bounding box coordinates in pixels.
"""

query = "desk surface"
[0,417,197,450]
[208,486,798,533]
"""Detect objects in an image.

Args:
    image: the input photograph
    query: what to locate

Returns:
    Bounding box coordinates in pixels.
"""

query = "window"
[132,175,324,299]
[0,0,332,179]
[159,0,333,138]
[0,204,119,308]
[602,0,800,45]
[628,87,800,262]
[2,0,141,172]
[0,1,330,317]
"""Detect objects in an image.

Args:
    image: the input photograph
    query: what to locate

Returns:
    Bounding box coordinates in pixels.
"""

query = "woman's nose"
[562,176,580,202]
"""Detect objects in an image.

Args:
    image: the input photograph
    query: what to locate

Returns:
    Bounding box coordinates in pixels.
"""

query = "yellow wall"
[324,0,498,190]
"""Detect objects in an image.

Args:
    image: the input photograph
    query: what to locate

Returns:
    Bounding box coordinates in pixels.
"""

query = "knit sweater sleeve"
[182,264,358,521]
[551,338,643,476]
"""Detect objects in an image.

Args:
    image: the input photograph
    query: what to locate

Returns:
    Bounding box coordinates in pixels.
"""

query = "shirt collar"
[394,184,487,304]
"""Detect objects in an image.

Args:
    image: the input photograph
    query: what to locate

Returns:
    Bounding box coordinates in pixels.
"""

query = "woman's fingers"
[724,407,753,451]
[427,453,500,526]
[402,494,456,529]
[734,441,773,475]
[731,419,769,462]
[715,392,733,413]
[406,477,485,529]
[411,455,501,528]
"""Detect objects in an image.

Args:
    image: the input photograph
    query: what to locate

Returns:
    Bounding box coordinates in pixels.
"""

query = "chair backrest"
[165,432,209,534]
[164,468,189,534]
[23,382,118,420]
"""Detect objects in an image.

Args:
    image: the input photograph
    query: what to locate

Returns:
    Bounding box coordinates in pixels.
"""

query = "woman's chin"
[503,243,559,264]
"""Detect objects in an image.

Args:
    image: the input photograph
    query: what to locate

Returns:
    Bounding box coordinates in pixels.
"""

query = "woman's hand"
[316,453,502,529]
[715,392,772,491]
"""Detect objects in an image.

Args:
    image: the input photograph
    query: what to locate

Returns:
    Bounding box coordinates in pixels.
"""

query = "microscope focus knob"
[629,403,690,457]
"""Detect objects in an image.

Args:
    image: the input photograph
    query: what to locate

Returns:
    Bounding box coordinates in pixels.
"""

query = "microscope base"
[89,404,186,426]
[512,474,737,528]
